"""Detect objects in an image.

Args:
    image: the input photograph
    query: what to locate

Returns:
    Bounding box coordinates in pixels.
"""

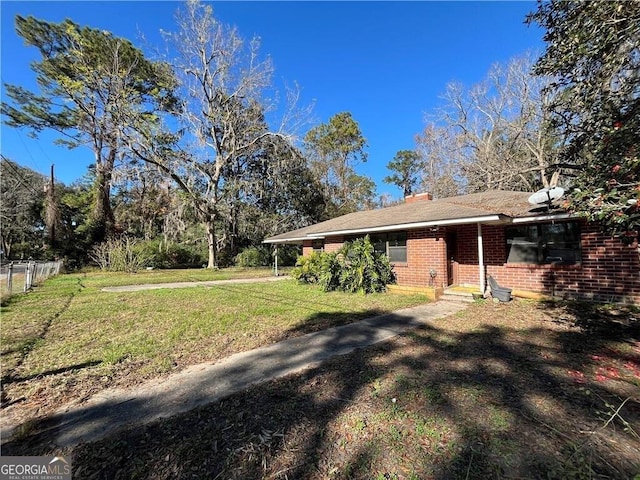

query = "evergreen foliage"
[291,236,396,294]
[235,246,272,268]
[529,1,640,240]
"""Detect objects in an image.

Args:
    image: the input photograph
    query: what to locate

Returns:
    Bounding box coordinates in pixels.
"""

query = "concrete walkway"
[101,275,289,292]
[7,299,469,448]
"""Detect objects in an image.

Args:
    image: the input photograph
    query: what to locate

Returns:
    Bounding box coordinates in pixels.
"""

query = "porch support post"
[477,223,485,293]
[274,244,279,277]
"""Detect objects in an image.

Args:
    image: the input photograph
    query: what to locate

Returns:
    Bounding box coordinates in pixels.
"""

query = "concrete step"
[440,290,477,303]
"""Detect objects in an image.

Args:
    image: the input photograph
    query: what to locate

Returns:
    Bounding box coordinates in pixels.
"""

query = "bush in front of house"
[338,236,396,293]
[292,236,396,293]
[291,251,324,284]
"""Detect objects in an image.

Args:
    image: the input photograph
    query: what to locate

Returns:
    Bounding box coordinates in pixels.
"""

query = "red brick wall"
[394,228,447,287]
[405,192,433,204]
[324,236,344,253]
[302,240,313,257]
[303,238,343,256]
[300,222,640,303]
[455,222,640,304]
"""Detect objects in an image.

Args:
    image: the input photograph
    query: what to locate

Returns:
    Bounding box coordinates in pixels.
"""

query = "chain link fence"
[0,261,63,300]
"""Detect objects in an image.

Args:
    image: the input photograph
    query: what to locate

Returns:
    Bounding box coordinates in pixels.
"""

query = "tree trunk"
[1,236,12,260]
[92,152,116,242]
[206,218,217,269]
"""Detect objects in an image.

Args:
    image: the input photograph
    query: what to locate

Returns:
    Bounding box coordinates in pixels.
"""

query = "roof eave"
[263,212,574,244]
[309,214,508,237]
[262,236,310,244]
[511,212,574,224]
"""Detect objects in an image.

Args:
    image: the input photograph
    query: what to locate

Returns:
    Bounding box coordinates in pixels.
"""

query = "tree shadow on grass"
[3,300,640,479]
[1,277,85,409]
[539,299,640,341]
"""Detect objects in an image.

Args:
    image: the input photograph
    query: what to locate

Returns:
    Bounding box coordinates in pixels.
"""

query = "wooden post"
[6,262,13,294]
[24,262,32,292]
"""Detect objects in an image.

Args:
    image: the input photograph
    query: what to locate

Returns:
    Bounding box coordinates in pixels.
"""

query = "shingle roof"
[264,190,562,243]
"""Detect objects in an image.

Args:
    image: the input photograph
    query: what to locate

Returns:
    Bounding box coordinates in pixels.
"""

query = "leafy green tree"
[529,1,640,240]
[305,112,375,217]
[220,138,325,258]
[0,157,45,259]
[383,150,424,197]
[1,16,176,242]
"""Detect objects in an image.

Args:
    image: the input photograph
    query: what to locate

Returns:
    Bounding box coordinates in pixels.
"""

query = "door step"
[440,289,479,303]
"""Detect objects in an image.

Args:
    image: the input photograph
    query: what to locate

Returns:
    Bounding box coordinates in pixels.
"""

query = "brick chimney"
[405,192,433,204]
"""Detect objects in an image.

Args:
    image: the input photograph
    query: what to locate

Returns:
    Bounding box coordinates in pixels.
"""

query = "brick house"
[264,190,640,304]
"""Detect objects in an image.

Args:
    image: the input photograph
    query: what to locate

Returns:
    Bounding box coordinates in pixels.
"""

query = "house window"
[312,239,324,252]
[367,232,408,263]
[506,222,581,265]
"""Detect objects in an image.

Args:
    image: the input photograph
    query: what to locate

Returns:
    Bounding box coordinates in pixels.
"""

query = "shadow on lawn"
[1,277,85,408]
[541,299,640,340]
[3,301,640,479]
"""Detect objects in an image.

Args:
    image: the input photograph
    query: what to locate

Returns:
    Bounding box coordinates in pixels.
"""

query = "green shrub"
[338,236,395,293]
[318,252,341,292]
[134,239,206,269]
[291,251,324,284]
[291,236,396,294]
[235,246,271,267]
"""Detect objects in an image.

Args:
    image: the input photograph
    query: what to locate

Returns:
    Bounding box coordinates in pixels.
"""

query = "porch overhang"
[263,236,315,244]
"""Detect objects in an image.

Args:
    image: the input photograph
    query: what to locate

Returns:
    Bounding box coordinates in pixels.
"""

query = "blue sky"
[1,1,544,199]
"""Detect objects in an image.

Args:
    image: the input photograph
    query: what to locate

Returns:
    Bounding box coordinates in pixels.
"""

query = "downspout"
[477,223,485,294]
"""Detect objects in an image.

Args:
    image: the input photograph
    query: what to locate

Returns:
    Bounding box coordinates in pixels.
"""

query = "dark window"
[387,231,408,263]
[506,222,581,264]
[312,239,324,252]
[348,232,407,263]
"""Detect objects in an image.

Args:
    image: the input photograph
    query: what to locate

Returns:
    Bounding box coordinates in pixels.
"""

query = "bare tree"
[132,0,306,268]
[420,54,560,194]
[415,124,462,198]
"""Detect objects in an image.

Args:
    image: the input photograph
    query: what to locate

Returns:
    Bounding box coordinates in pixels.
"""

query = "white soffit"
[511,213,573,224]
[309,215,505,237]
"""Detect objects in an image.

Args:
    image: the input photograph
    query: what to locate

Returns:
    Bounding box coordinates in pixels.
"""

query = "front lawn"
[0,270,428,427]
[61,300,640,479]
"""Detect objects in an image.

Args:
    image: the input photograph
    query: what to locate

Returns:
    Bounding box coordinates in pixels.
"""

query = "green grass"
[4,296,640,479]
[1,269,427,391]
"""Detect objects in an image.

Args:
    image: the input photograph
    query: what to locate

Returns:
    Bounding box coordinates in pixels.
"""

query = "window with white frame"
[369,232,408,263]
